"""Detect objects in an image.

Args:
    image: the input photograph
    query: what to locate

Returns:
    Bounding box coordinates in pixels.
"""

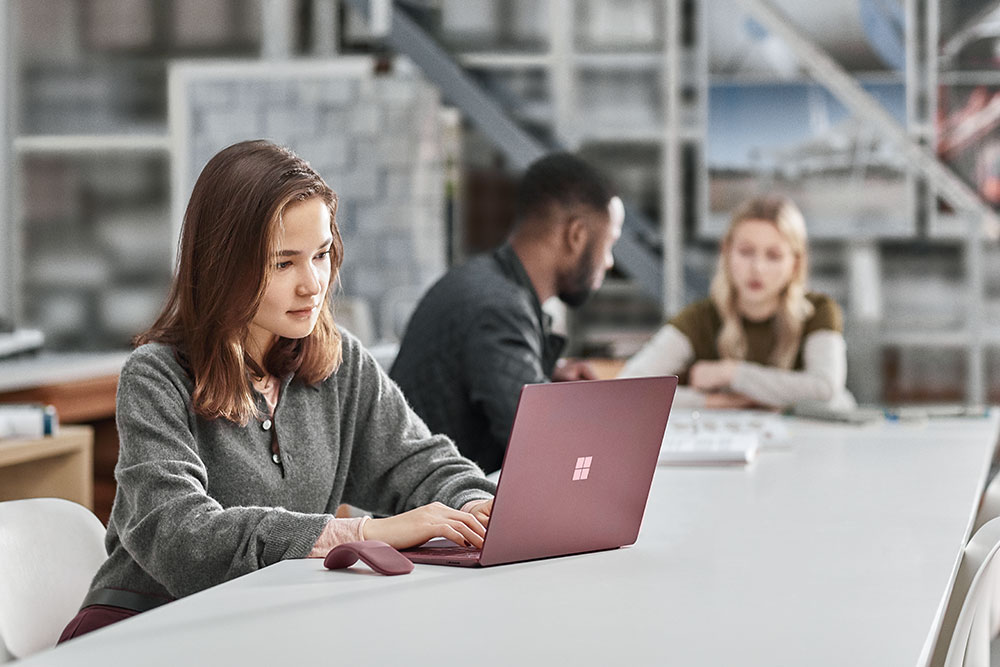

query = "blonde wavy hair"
[709,195,813,369]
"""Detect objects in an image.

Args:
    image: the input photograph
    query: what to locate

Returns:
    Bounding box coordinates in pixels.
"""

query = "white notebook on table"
[657,410,784,466]
[658,432,759,465]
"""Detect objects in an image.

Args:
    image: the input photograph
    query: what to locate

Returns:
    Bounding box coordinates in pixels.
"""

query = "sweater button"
[262,419,272,431]
[271,452,281,465]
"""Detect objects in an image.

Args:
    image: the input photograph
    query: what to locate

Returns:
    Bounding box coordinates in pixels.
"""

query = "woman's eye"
[315,250,330,261]
[276,260,292,270]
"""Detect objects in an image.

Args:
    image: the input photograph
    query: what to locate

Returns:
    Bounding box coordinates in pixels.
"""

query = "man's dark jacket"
[390,243,565,473]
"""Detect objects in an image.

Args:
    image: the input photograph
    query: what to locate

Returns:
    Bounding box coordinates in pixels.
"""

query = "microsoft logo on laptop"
[572,456,593,481]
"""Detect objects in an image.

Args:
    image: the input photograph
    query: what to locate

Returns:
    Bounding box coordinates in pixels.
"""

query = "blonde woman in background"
[619,195,852,410]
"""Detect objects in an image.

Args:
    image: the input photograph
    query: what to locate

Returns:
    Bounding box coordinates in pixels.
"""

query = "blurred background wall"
[5,0,1000,406]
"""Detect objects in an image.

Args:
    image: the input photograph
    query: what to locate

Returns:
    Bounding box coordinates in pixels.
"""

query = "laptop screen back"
[478,376,677,567]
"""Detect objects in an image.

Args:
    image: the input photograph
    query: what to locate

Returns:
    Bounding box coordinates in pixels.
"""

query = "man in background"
[390,152,625,474]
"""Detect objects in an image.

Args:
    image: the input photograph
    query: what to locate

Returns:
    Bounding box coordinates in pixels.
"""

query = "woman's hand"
[463,498,493,527]
[689,360,739,391]
[551,359,598,382]
[362,502,488,549]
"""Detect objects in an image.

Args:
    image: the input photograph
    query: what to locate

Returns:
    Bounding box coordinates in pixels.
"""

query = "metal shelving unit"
[2,0,269,350]
[396,0,1000,403]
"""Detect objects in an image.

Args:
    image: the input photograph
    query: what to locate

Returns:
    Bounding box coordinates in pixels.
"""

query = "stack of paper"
[658,410,786,466]
[659,432,759,465]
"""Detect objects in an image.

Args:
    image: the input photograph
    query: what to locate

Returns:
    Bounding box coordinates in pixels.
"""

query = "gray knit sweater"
[88,331,495,600]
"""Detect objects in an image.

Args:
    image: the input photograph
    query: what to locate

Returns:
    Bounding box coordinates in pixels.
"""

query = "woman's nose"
[298,265,322,295]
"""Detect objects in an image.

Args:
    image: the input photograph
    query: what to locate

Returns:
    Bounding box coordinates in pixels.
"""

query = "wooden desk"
[21,412,1000,666]
[0,352,127,523]
[0,426,94,510]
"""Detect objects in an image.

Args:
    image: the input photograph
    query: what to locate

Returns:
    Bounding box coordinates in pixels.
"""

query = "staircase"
[347,0,688,307]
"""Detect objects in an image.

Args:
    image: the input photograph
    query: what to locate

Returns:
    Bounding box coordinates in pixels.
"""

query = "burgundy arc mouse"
[324,540,414,576]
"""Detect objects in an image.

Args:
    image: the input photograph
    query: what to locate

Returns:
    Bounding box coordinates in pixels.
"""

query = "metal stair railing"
[347,0,666,303]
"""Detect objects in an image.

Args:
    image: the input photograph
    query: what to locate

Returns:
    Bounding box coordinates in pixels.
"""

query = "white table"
[21,412,1000,666]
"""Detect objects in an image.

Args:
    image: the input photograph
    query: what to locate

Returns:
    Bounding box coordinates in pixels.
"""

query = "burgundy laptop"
[403,375,677,567]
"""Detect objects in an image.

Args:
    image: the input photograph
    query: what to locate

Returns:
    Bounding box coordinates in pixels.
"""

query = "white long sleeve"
[728,329,850,409]
[620,324,694,378]
[618,325,706,408]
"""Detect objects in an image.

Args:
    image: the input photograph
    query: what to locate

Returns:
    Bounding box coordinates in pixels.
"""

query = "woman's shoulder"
[804,292,843,334]
[116,343,194,411]
[324,327,381,388]
[121,343,190,385]
[125,342,177,369]
[331,326,364,369]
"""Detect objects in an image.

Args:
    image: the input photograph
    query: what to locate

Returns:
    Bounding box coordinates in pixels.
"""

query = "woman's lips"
[288,306,317,318]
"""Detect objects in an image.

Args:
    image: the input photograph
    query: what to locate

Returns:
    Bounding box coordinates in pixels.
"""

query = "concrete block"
[180,67,447,349]
[349,140,377,170]
[265,108,319,140]
[384,106,418,132]
[374,77,418,105]
[383,169,413,201]
[303,77,358,106]
[333,201,355,237]
[380,234,412,266]
[376,136,415,167]
[350,105,383,137]
[190,80,236,108]
[339,163,380,200]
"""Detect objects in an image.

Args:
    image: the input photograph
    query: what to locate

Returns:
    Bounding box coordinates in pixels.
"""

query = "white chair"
[0,498,107,661]
[973,473,1000,535]
[971,472,1000,639]
[931,516,1000,667]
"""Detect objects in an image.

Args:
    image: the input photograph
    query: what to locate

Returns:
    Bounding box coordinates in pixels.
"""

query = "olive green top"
[669,292,842,377]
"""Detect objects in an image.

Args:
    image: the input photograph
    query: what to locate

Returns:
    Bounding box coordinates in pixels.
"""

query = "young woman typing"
[60,140,494,640]
[619,195,852,410]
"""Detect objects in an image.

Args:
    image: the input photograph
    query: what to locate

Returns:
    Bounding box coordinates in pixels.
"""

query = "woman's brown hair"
[138,140,344,424]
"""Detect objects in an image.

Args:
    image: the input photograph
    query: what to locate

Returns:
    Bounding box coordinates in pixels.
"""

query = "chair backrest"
[0,498,107,660]
[972,474,1000,534]
[930,516,1000,667]
[970,473,1000,641]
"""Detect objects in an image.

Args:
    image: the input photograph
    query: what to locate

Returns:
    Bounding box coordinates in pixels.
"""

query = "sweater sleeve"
[112,355,332,598]
[339,335,496,516]
[728,329,848,408]
[619,324,696,378]
[619,324,706,408]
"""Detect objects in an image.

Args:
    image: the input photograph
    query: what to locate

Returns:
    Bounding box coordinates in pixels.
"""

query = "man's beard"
[558,242,599,308]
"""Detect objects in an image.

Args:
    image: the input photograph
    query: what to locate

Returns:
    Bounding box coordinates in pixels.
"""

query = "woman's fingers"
[365,503,489,549]
[445,517,485,548]
[440,525,471,548]
[448,507,486,538]
[466,499,493,527]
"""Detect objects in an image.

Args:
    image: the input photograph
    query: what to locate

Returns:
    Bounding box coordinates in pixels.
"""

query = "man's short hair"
[516,153,613,225]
